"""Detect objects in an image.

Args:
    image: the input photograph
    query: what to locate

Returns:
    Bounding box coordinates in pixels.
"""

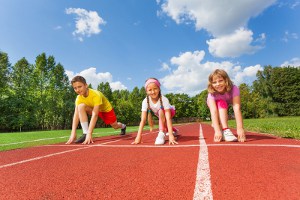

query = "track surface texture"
[0,123,299,200]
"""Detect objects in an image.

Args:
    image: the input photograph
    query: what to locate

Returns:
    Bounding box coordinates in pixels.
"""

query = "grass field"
[228,116,300,139]
[0,117,299,152]
[0,126,141,152]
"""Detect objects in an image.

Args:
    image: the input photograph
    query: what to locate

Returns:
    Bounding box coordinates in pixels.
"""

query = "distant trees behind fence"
[0,51,299,132]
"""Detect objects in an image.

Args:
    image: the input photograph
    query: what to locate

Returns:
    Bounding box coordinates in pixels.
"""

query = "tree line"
[0,51,299,132]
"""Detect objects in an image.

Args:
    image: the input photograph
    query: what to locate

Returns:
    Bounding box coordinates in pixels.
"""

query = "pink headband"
[144,78,160,89]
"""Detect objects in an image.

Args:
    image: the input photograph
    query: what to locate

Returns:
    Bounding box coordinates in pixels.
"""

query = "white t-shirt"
[141,95,173,116]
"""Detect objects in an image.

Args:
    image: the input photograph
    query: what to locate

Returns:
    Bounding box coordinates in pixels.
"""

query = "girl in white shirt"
[132,78,178,145]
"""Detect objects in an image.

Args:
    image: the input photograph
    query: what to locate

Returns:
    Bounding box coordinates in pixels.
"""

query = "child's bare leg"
[110,120,126,135]
[158,109,167,132]
[110,121,122,129]
[216,100,229,129]
[218,108,229,129]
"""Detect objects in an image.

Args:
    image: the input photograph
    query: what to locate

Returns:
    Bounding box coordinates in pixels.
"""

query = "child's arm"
[232,95,246,142]
[207,98,223,142]
[66,106,79,144]
[82,105,100,144]
[132,111,147,144]
[165,109,178,145]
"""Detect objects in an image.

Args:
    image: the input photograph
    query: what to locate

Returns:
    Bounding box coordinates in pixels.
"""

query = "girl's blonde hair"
[207,69,233,94]
[145,78,163,130]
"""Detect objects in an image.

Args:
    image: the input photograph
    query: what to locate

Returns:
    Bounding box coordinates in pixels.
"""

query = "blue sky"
[0,0,299,96]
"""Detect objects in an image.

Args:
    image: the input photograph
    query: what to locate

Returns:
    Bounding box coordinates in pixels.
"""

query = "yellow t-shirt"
[75,89,112,112]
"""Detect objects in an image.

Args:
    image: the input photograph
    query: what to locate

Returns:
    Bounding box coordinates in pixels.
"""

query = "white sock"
[81,122,89,134]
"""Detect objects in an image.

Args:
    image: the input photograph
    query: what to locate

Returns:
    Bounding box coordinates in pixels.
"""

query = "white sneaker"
[155,131,165,145]
[222,129,238,142]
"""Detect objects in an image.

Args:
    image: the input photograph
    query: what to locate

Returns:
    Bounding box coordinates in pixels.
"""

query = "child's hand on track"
[82,133,94,144]
[66,134,76,144]
[131,141,140,144]
[237,128,246,142]
[214,132,222,142]
[131,135,142,145]
[168,135,178,145]
[131,139,142,145]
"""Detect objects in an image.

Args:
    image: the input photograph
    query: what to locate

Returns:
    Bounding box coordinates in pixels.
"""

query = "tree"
[253,66,300,116]
[0,51,11,130]
[8,57,36,131]
[32,53,52,129]
[166,93,195,119]
[47,62,73,129]
[196,90,210,120]
[271,67,300,116]
[98,82,113,101]
[0,51,10,96]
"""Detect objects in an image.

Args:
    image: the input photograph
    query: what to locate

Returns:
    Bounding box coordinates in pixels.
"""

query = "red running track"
[0,123,299,200]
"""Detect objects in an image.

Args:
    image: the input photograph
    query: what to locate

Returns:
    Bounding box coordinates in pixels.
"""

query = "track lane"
[0,123,200,200]
[200,123,300,200]
[0,123,299,200]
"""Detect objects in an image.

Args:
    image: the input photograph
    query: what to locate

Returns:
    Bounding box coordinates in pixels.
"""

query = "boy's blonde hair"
[207,69,233,94]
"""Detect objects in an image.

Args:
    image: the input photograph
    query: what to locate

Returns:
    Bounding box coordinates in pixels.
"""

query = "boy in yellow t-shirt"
[66,76,126,145]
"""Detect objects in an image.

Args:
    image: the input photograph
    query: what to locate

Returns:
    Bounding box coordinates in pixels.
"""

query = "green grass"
[227,116,300,139]
[1,117,299,152]
[0,126,142,152]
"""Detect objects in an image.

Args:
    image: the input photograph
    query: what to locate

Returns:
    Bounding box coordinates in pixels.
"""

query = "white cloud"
[66,67,127,91]
[277,1,300,9]
[232,64,263,84]
[207,28,264,58]
[65,8,106,41]
[291,1,300,9]
[159,62,171,71]
[158,0,275,57]
[159,0,275,36]
[282,31,298,42]
[160,51,262,96]
[281,57,300,67]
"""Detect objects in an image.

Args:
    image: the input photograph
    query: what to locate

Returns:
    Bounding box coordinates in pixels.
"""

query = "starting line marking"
[47,143,300,148]
[1,122,299,170]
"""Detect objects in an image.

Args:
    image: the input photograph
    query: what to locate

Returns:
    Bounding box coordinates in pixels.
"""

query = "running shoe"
[155,131,165,145]
[120,125,126,135]
[222,129,238,142]
[75,134,86,143]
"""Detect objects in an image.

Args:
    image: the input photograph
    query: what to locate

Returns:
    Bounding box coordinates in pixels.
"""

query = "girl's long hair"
[145,78,164,129]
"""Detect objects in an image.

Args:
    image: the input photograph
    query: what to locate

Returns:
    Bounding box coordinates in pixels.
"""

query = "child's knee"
[158,109,165,117]
[77,103,86,111]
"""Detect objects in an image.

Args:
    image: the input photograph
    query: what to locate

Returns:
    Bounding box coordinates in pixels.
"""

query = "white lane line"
[193,124,213,200]
[0,146,93,169]
[0,131,152,169]
[47,143,300,148]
